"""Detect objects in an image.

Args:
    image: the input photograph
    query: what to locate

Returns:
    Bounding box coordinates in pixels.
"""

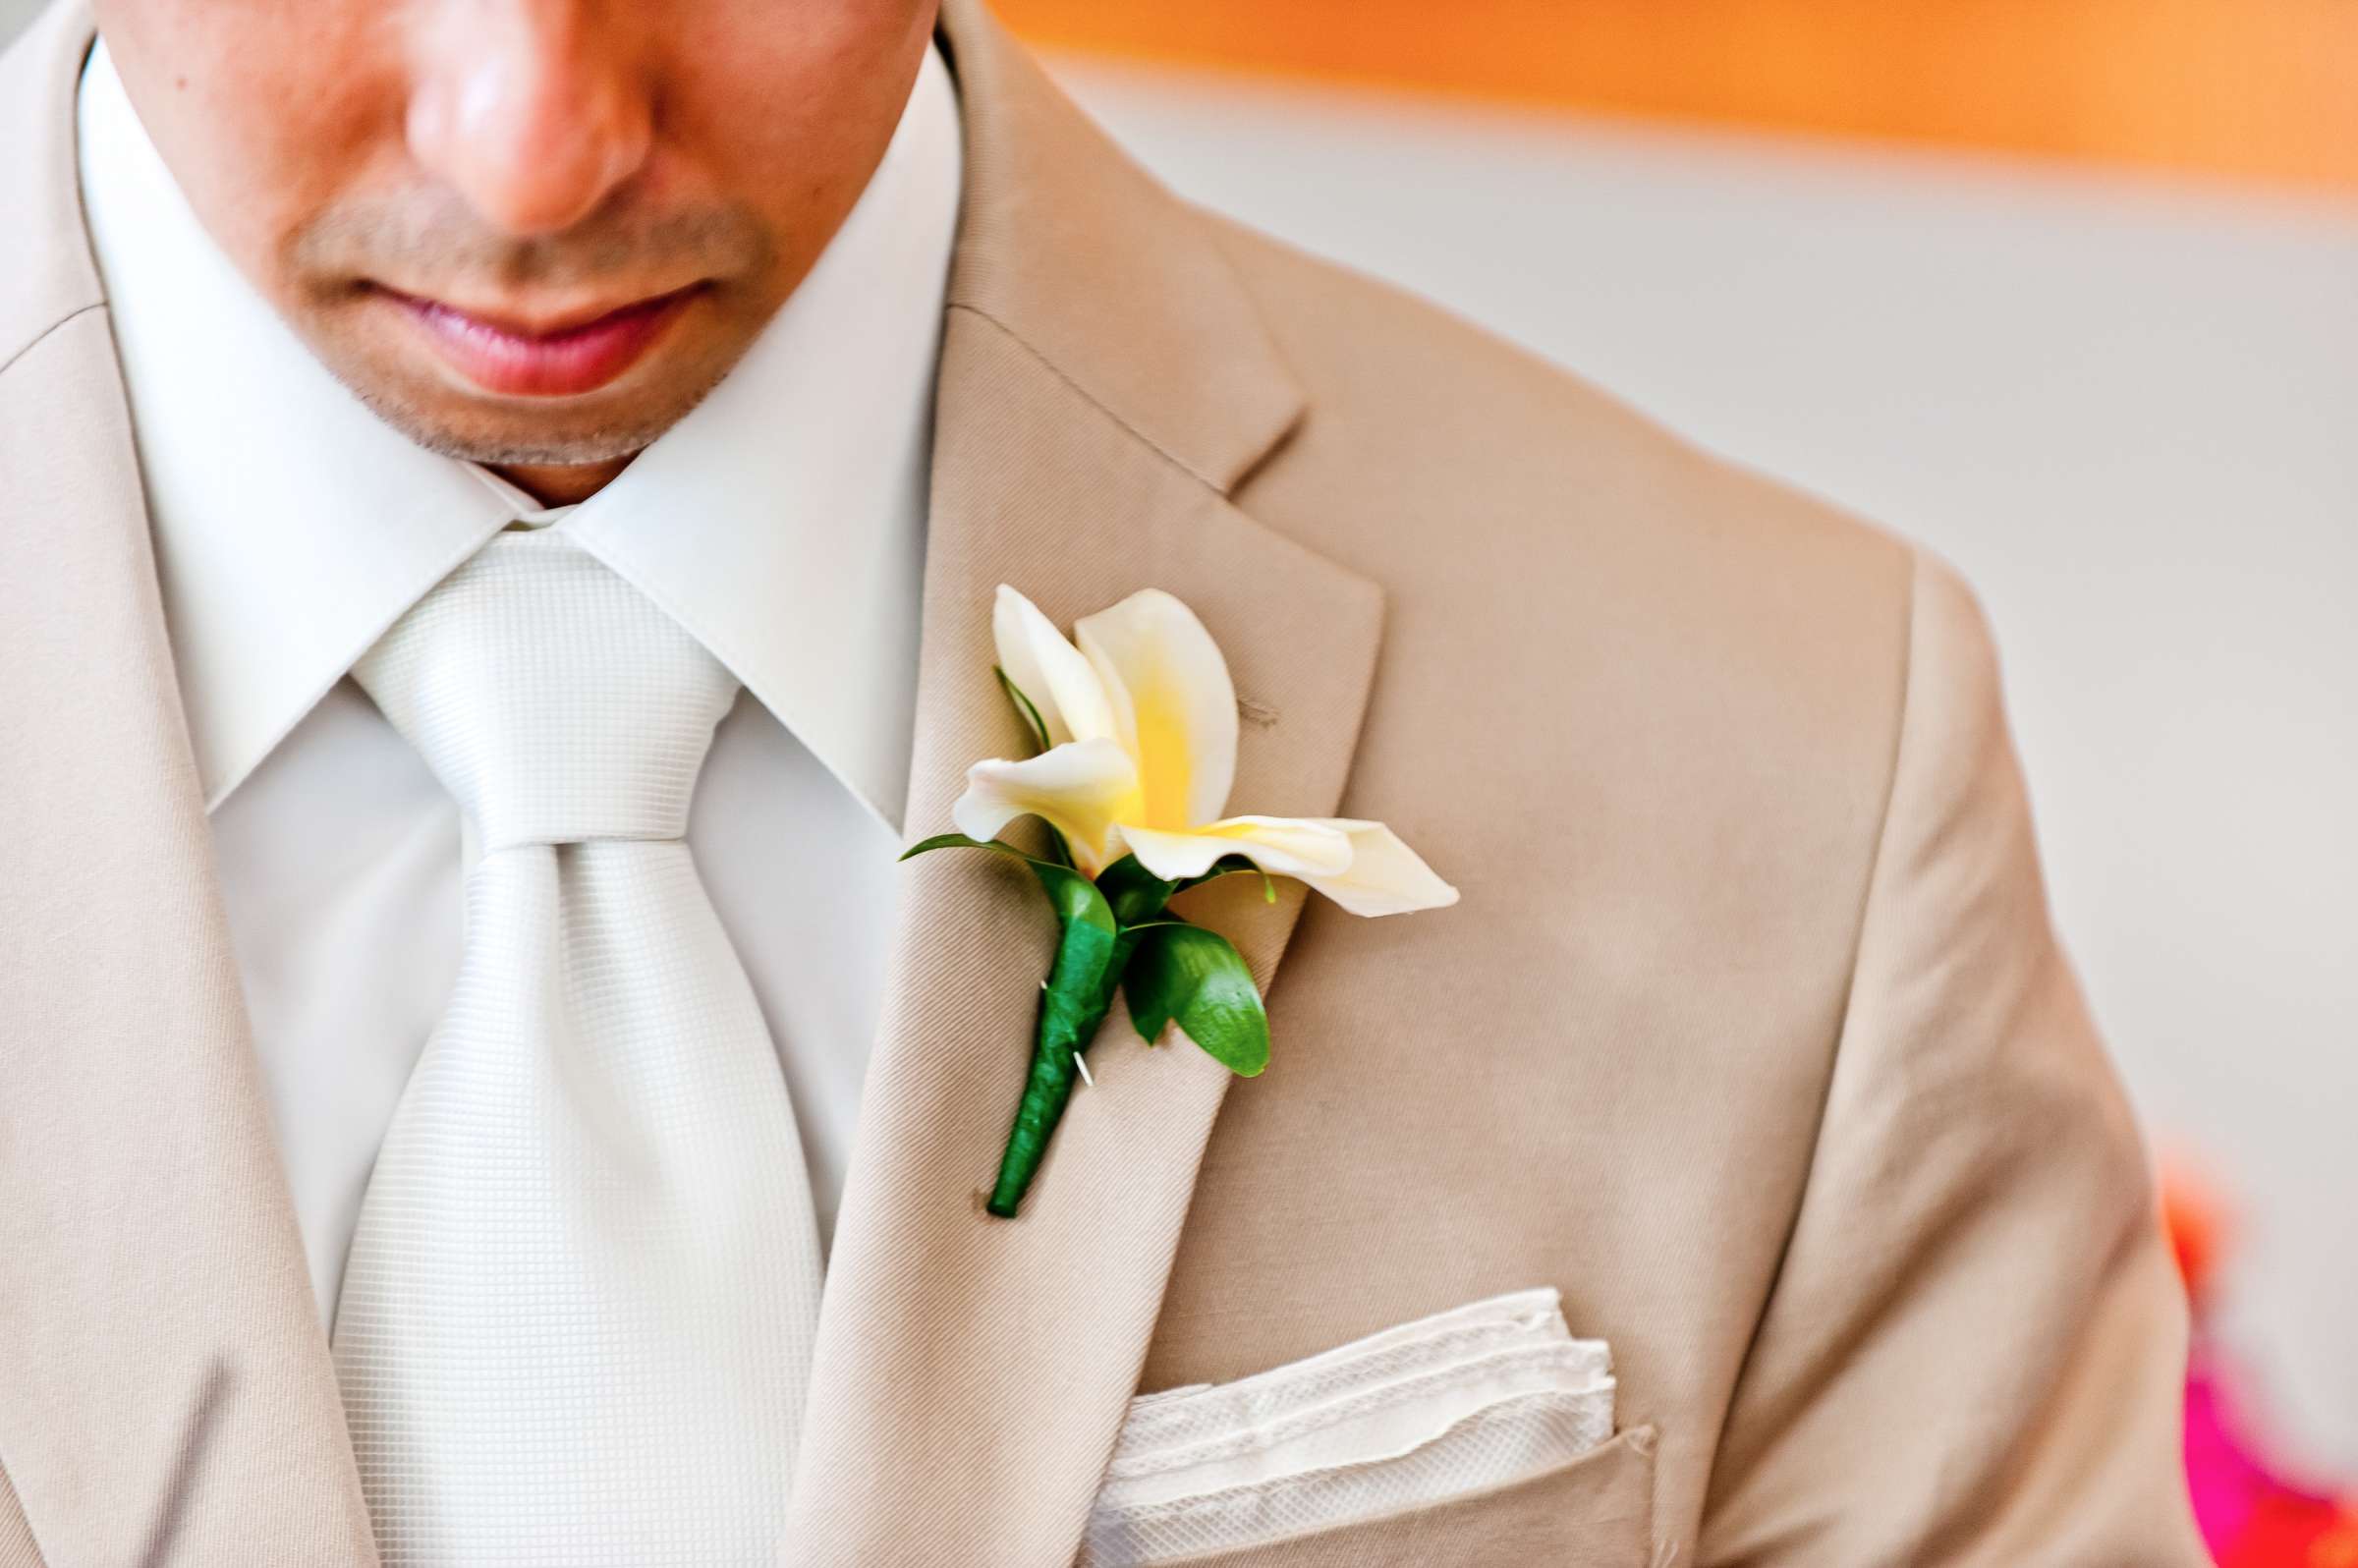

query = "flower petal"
[1292,819,1460,917]
[992,585,1116,748]
[1122,815,1355,883]
[950,737,1140,876]
[1074,589,1237,831]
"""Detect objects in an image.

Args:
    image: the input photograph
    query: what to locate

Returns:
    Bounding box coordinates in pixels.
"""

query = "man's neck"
[494,453,639,507]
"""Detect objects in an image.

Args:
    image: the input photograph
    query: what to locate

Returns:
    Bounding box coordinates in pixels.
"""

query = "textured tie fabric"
[331,527,824,1566]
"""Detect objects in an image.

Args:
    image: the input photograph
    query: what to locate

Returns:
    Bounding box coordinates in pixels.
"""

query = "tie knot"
[355,530,740,850]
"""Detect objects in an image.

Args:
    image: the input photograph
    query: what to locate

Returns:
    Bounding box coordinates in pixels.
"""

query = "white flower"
[951,587,1459,917]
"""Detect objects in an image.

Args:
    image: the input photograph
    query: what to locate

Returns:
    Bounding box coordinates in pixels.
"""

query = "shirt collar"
[77,39,962,832]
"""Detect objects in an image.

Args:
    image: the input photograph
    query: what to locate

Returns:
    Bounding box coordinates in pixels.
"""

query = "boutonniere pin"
[905,586,1458,1218]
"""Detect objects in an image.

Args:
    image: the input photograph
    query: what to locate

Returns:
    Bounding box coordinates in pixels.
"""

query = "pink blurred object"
[2164,1161,2358,1567]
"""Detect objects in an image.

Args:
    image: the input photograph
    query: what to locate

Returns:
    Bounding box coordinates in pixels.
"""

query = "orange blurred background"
[999,0,2358,193]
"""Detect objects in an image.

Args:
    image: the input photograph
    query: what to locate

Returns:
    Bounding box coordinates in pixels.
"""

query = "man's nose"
[404,2,654,238]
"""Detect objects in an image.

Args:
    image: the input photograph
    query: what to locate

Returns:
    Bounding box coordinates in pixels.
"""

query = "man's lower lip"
[389,289,697,397]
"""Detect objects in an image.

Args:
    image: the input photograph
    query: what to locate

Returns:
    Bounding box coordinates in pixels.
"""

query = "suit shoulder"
[1207,205,1911,606]
[1205,207,1920,780]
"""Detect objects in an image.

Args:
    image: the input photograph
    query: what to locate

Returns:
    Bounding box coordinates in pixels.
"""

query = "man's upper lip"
[377,283,698,339]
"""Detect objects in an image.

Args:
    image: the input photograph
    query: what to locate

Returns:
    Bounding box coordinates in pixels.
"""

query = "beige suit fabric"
[0,1,2205,1565]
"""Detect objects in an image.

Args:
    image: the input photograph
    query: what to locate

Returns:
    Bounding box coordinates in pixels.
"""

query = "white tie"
[331,527,824,1566]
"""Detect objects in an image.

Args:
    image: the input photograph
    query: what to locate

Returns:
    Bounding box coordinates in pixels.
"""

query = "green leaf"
[1027,856,1116,938]
[994,666,1053,756]
[899,832,1013,862]
[1095,853,1180,929]
[1176,852,1280,904]
[895,834,1105,936]
[900,830,1074,874]
[1123,923,1271,1077]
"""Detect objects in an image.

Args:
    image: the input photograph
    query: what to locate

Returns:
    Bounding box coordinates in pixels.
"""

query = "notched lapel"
[787,303,1382,1568]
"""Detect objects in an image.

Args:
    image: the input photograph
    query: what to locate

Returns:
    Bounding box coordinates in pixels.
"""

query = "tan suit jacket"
[0,1,2206,1563]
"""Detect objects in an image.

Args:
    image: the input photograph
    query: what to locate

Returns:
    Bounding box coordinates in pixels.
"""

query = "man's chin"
[327,363,719,471]
[363,399,670,471]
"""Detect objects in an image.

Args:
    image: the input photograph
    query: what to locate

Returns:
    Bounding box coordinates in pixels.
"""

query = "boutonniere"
[905,586,1458,1217]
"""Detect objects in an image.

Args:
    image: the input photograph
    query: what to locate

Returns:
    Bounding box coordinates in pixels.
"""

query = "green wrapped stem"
[985,855,1178,1218]
[985,928,1138,1216]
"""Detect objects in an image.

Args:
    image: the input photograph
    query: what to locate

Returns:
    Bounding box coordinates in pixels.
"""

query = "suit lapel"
[0,7,376,1564]
[783,9,1383,1565]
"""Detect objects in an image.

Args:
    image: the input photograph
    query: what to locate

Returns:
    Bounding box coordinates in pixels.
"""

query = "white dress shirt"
[76,39,963,1325]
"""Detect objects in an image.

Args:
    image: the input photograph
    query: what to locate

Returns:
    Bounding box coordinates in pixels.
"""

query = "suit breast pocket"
[1082,1289,1656,1568]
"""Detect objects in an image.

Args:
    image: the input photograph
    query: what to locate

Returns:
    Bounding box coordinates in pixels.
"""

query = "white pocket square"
[1084,1288,1614,1566]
